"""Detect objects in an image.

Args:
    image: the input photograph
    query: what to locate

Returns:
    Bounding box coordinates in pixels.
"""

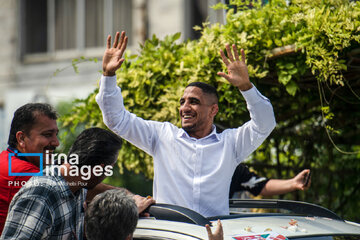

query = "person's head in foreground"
[67,127,123,189]
[85,189,138,240]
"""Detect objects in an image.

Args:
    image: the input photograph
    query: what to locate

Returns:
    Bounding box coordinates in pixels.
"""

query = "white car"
[134,199,360,240]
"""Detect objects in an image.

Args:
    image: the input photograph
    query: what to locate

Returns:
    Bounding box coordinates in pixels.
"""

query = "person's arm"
[230,164,269,198]
[96,31,161,156]
[217,44,276,162]
[260,169,311,196]
[87,183,155,214]
[205,219,223,240]
[1,197,52,239]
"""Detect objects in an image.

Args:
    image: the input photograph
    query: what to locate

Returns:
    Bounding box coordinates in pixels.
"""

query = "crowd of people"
[0,31,310,240]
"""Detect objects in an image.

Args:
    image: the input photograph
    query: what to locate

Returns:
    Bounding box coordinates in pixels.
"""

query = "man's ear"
[125,233,133,240]
[16,131,26,148]
[211,104,219,117]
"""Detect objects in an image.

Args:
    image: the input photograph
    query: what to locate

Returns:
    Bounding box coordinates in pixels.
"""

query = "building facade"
[0,0,225,148]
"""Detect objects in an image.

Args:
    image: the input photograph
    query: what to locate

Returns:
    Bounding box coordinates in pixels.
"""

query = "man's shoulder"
[10,176,66,211]
[22,175,55,189]
[150,121,181,135]
[0,150,11,163]
[215,127,239,140]
[17,175,63,198]
[10,159,39,172]
[0,150,39,176]
[148,120,177,128]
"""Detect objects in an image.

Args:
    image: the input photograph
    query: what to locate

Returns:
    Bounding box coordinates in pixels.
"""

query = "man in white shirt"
[96,31,276,217]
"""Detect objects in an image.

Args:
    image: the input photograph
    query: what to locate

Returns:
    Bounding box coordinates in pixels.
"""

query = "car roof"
[135,217,360,240]
[136,219,208,240]
[133,200,360,240]
[221,215,360,238]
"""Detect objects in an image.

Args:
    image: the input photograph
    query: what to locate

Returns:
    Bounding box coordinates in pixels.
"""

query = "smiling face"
[16,114,59,167]
[179,86,218,139]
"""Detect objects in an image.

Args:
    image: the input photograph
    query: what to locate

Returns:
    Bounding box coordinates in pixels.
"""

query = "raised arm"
[96,32,162,157]
[102,31,128,76]
[217,44,253,91]
[217,44,276,162]
[260,169,311,196]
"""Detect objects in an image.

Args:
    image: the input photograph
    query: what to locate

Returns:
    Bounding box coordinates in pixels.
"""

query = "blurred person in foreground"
[1,128,154,239]
[85,189,138,240]
[85,189,224,240]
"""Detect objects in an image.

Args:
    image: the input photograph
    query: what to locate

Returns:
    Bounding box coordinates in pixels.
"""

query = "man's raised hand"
[102,31,128,76]
[217,44,252,91]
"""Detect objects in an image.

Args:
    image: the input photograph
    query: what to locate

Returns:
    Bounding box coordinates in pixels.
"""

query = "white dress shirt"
[96,75,276,217]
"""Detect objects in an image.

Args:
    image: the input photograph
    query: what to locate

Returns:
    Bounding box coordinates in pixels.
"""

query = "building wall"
[0,0,223,149]
[148,0,184,40]
[0,0,17,148]
[0,0,17,99]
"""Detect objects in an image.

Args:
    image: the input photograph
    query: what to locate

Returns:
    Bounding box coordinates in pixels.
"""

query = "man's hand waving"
[218,44,252,91]
[103,31,128,76]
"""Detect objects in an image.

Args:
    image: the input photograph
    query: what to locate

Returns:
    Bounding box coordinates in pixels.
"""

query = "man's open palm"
[102,31,128,76]
[217,44,252,91]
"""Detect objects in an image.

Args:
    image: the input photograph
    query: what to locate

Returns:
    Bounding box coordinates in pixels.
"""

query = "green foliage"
[60,0,360,221]
[53,57,98,76]
[56,101,86,154]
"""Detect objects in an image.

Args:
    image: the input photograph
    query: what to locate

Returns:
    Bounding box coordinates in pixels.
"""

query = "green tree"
[60,0,360,221]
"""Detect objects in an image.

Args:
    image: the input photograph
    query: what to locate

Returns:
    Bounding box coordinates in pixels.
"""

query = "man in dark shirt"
[229,164,311,198]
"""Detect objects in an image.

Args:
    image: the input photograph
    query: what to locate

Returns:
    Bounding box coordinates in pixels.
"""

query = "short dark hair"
[68,127,122,167]
[186,82,219,103]
[8,103,58,148]
[85,189,138,240]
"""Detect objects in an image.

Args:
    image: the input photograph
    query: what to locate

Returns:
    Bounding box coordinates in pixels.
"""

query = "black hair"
[8,103,58,148]
[85,189,138,240]
[68,127,122,167]
[186,82,219,103]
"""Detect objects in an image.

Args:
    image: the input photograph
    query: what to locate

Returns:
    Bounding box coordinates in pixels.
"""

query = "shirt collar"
[177,125,220,141]
[7,146,29,162]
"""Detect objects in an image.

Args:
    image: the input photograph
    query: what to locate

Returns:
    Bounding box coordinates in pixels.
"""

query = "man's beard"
[182,123,196,133]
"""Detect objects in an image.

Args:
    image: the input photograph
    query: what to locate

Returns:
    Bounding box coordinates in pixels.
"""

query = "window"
[184,0,226,40]
[20,0,132,59]
[55,0,77,50]
[21,0,48,54]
